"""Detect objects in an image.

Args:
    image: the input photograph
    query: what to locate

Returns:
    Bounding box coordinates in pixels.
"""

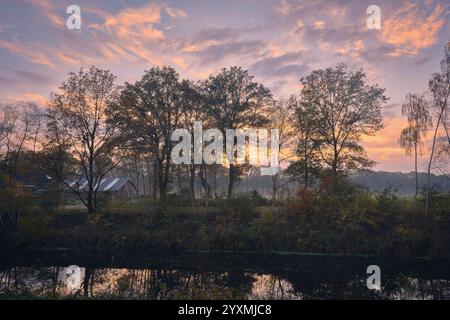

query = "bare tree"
[46,66,129,214]
[0,106,18,162]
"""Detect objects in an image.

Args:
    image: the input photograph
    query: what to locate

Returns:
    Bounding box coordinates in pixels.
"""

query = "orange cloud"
[313,20,325,30]
[28,0,65,29]
[181,40,220,53]
[379,2,448,56]
[81,3,169,65]
[5,92,48,106]
[103,3,163,41]
[0,39,54,68]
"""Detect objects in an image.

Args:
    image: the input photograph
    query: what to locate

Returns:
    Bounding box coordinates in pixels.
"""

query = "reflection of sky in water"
[1,267,450,300]
[250,274,300,300]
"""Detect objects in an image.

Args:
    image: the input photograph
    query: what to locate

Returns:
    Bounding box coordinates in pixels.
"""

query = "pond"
[1,250,450,299]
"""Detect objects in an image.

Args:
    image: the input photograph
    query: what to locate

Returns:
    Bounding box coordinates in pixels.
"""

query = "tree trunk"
[142,167,147,196]
[158,157,167,200]
[177,166,182,195]
[199,163,210,207]
[272,174,278,201]
[304,157,309,188]
[426,110,444,218]
[189,164,196,206]
[152,158,158,200]
[83,268,92,297]
[414,141,418,209]
[212,165,218,199]
[87,189,95,214]
[332,143,339,192]
[146,159,151,197]
[227,164,235,199]
[331,163,338,192]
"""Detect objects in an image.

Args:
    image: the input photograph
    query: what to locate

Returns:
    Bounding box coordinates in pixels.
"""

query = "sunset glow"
[0,0,448,171]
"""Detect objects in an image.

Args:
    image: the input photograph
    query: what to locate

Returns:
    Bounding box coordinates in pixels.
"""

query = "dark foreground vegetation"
[2,181,450,258]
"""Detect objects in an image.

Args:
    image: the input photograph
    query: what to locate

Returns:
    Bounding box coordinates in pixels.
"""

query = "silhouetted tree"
[287,96,322,188]
[111,66,187,199]
[298,64,388,189]
[0,103,42,226]
[204,67,272,199]
[179,80,206,205]
[46,66,129,214]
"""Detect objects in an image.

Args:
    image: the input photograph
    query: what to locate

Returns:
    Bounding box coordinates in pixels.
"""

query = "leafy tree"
[298,64,388,189]
[204,66,272,199]
[179,80,206,205]
[111,66,187,199]
[287,96,322,188]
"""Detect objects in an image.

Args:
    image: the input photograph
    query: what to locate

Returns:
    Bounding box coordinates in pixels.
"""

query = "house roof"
[65,177,135,192]
[0,162,54,191]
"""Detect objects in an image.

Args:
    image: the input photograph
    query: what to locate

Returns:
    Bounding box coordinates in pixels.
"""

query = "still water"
[1,250,450,299]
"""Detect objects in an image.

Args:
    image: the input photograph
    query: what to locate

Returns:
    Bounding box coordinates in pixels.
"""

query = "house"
[0,162,54,194]
[64,176,138,200]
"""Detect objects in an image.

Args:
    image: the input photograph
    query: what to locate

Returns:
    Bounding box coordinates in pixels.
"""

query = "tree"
[39,146,78,209]
[204,66,272,199]
[116,150,147,197]
[266,97,296,200]
[0,103,42,226]
[46,66,129,214]
[426,43,450,215]
[110,75,158,200]
[399,93,432,208]
[179,80,206,205]
[298,64,388,189]
[287,97,322,188]
[111,66,187,199]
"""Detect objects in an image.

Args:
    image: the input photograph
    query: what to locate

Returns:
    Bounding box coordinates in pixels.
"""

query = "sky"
[0,0,448,172]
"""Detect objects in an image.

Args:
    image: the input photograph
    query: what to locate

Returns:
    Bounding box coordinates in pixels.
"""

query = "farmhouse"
[64,177,138,200]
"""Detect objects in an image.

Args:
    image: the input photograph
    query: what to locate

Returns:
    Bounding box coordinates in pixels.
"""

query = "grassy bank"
[1,188,450,258]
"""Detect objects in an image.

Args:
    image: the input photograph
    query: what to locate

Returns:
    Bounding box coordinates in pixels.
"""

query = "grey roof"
[65,177,134,192]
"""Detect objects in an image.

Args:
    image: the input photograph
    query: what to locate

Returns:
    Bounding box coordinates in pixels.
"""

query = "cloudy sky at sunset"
[0,0,448,172]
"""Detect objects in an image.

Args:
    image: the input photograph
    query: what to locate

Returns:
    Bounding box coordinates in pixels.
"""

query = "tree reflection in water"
[1,266,450,299]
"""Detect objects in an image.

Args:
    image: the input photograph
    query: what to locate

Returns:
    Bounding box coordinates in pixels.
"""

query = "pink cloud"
[0,39,55,68]
[103,3,163,41]
[4,92,48,106]
[28,0,65,29]
[379,2,448,56]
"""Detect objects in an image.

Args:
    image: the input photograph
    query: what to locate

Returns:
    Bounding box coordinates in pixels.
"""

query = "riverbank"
[1,193,450,258]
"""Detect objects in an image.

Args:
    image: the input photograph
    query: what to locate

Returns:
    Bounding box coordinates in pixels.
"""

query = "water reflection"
[1,265,450,299]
